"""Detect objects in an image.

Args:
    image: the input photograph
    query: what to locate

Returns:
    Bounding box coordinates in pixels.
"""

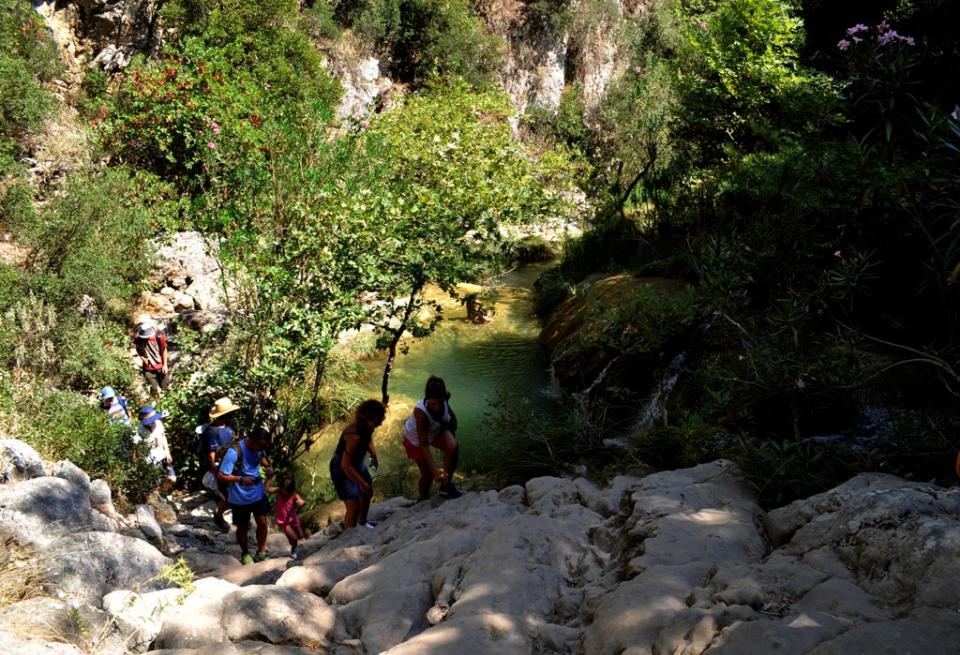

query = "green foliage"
[349,0,503,86]
[0,373,160,504]
[76,67,111,121]
[0,0,60,168]
[13,168,166,310]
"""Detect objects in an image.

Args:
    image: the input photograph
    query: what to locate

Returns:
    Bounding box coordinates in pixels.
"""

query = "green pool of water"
[298,263,561,499]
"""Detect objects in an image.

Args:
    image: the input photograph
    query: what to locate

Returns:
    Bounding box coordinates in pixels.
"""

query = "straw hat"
[209,397,241,420]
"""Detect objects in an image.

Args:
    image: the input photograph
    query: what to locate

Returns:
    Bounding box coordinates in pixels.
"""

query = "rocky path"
[2,438,960,654]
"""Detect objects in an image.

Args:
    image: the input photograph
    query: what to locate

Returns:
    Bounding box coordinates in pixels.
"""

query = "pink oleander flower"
[837,39,851,51]
[211,122,221,135]
[207,141,216,149]
[700,20,708,31]
[853,36,862,43]
[903,36,916,46]
[951,108,959,121]
[833,250,843,258]
[634,66,642,74]
[361,119,370,128]
[264,82,271,89]
[877,20,890,33]
[847,23,868,35]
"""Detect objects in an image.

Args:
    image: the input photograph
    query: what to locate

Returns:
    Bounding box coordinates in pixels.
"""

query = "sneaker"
[213,514,230,533]
[253,551,270,562]
[362,522,376,529]
[241,553,254,565]
[290,548,298,560]
[439,483,462,499]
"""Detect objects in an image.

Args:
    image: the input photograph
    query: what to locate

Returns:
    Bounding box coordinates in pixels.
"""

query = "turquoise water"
[299,263,560,498]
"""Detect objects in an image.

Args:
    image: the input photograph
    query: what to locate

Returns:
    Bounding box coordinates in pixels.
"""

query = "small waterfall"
[634,352,687,431]
[579,356,620,398]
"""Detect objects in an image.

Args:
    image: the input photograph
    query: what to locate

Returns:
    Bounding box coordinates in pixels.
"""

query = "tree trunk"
[381,283,422,405]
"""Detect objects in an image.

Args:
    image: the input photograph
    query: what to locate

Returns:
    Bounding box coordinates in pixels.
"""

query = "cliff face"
[482,0,650,115]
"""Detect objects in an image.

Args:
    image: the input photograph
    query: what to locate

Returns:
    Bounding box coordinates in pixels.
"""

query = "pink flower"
[207,141,216,149]
[264,82,271,89]
[699,20,708,31]
[903,36,915,46]
[833,250,843,258]
[837,39,851,51]
[211,122,221,135]
[846,23,868,35]
[951,108,959,121]
[361,119,370,128]
[634,66,642,74]
[878,29,903,45]
[877,20,890,33]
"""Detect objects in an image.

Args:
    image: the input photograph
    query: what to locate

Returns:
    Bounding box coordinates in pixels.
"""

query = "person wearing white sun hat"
[133,316,171,398]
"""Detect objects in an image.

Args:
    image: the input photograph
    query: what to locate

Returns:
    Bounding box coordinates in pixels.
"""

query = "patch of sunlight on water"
[297,263,562,501]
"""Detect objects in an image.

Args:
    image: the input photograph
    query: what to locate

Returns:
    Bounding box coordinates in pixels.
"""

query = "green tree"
[358,83,579,403]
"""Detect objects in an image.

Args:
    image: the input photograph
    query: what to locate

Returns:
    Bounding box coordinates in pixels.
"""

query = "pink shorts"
[403,438,427,461]
[276,515,301,530]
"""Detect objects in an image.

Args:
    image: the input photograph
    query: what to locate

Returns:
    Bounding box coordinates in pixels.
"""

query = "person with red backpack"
[134,317,171,399]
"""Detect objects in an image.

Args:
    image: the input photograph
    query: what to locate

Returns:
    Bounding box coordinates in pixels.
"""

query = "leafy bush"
[0,372,160,504]
[0,0,60,165]
[12,168,168,310]
[349,0,503,86]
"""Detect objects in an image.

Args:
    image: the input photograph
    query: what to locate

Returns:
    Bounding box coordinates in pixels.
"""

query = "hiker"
[330,399,385,529]
[135,406,177,490]
[267,476,305,559]
[133,317,171,398]
[464,294,491,324]
[200,397,241,533]
[217,426,273,564]
[402,376,462,500]
[99,386,131,426]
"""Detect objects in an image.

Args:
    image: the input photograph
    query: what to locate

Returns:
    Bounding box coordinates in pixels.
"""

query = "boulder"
[0,438,48,481]
[44,531,172,605]
[89,478,112,507]
[136,503,163,542]
[221,586,345,646]
[103,587,187,649]
[276,560,358,596]
[0,596,126,654]
[0,475,95,546]
[154,577,240,649]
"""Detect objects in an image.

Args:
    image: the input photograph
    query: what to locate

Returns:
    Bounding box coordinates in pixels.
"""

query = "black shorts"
[230,495,271,526]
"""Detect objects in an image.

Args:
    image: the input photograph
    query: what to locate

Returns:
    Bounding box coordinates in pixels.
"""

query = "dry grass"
[0,535,48,608]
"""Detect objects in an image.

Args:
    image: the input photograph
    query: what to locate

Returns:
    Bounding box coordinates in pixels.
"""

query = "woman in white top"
[402,376,461,500]
[136,406,177,488]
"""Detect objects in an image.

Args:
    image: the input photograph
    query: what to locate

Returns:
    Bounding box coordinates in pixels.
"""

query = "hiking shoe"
[439,483,462,499]
[213,514,230,533]
[253,551,270,562]
[241,553,254,565]
[290,548,298,560]
[362,522,376,529]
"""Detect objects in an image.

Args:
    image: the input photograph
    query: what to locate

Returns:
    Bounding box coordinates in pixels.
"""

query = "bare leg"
[255,514,268,553]
[236,520,250,554]
[414,458,432,500]
[433,431,459,479]
[358,487,372,525]
[343,499,360,528]
[216,499,229,520]
[283,525,299,548]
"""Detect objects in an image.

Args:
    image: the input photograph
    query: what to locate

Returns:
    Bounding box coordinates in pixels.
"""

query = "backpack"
[215,438,244,470]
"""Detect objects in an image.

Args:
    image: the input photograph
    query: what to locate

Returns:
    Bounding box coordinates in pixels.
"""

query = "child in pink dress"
[269,477,306,559]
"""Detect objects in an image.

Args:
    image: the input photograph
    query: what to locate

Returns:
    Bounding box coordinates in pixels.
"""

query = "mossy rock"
[539,275,697,394]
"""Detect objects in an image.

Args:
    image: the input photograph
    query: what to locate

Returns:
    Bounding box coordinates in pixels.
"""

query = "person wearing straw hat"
[133,317,171,398]
[201,397,241,532]
[135,406,177,489]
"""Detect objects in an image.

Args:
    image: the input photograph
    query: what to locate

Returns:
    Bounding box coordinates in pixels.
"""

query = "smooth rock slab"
[154,577,240,649]
[222,585,345,647]
[276,559,358,596]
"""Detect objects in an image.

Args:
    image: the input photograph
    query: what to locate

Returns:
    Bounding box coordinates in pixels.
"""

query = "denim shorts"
[329,458,372,500]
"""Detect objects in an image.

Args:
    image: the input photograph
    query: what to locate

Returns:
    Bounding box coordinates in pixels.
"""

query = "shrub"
[13,168,163,310]
[350,0,503,86]
[0,373,160,504]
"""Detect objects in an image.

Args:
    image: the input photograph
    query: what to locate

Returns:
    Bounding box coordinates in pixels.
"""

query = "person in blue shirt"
[201,397,241,533]
[99,386,131,427]
[217,426,273,564]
